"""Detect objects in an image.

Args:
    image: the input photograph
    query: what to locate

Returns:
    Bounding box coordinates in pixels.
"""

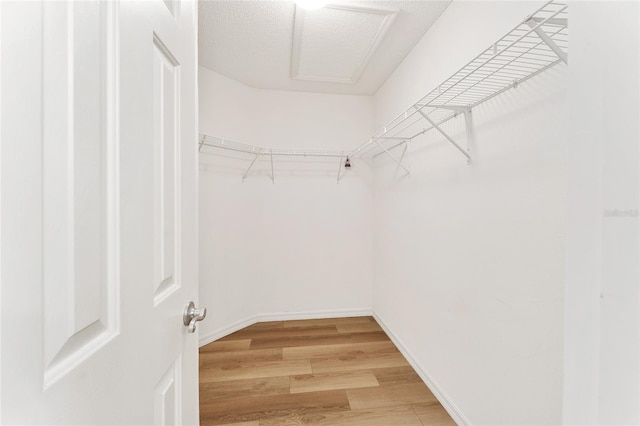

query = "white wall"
[563,2,640,424]
[372,1,567,425]
[199,68,375,343]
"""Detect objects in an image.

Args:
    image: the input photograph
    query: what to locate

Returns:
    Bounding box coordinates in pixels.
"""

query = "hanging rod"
[200,0,568,177]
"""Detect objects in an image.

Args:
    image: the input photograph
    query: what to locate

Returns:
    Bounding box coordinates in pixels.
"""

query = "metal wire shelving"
[199,135,352,182]
[199,0,568,181]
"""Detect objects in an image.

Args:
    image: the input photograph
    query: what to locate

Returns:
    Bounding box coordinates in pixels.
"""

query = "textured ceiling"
[198,1,452,95]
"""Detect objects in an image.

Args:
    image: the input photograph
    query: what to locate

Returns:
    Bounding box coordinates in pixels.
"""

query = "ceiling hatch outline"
[291,3,398,84]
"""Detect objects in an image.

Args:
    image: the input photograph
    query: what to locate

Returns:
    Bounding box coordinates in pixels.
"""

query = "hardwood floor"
[199,316,455,426]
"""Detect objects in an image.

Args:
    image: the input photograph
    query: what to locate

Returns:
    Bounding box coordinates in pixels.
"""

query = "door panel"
[154,354,183,425]
[153,34,181,305]
[1,0,199,423]
[41,0,120,388]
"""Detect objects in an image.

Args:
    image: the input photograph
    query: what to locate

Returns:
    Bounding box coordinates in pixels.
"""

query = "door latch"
[183,301,207,333]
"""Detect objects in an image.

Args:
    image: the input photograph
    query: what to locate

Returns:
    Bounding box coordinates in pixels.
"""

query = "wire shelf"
[200,0,568,177]
[199,135,353,182]
[351,0,567,159]
[200,135,347,159]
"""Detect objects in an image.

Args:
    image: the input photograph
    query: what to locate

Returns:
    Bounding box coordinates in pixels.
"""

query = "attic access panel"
[291,3,398,84]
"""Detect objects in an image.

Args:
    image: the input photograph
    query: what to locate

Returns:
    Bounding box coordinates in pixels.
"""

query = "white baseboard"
[198,307,372,348]
[198,315,259,347]
[255,307,372,323]
[373,312,471,426]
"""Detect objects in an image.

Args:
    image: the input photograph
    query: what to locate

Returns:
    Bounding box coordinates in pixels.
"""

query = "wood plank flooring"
[199,316,455,426]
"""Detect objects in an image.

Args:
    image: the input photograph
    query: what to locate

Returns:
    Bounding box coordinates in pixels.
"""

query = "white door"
[0,0,200,424]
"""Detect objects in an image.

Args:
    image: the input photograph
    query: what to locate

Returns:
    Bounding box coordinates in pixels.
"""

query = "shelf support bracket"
[398,141,409,175]
[375,139,410,176]
[526,18,568,64]
[464,110,473,159]
[242,152,261,182]
[337,155,344,183]
[415,108,471,164]
[199,135,206,152]
[270,151,275,183]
